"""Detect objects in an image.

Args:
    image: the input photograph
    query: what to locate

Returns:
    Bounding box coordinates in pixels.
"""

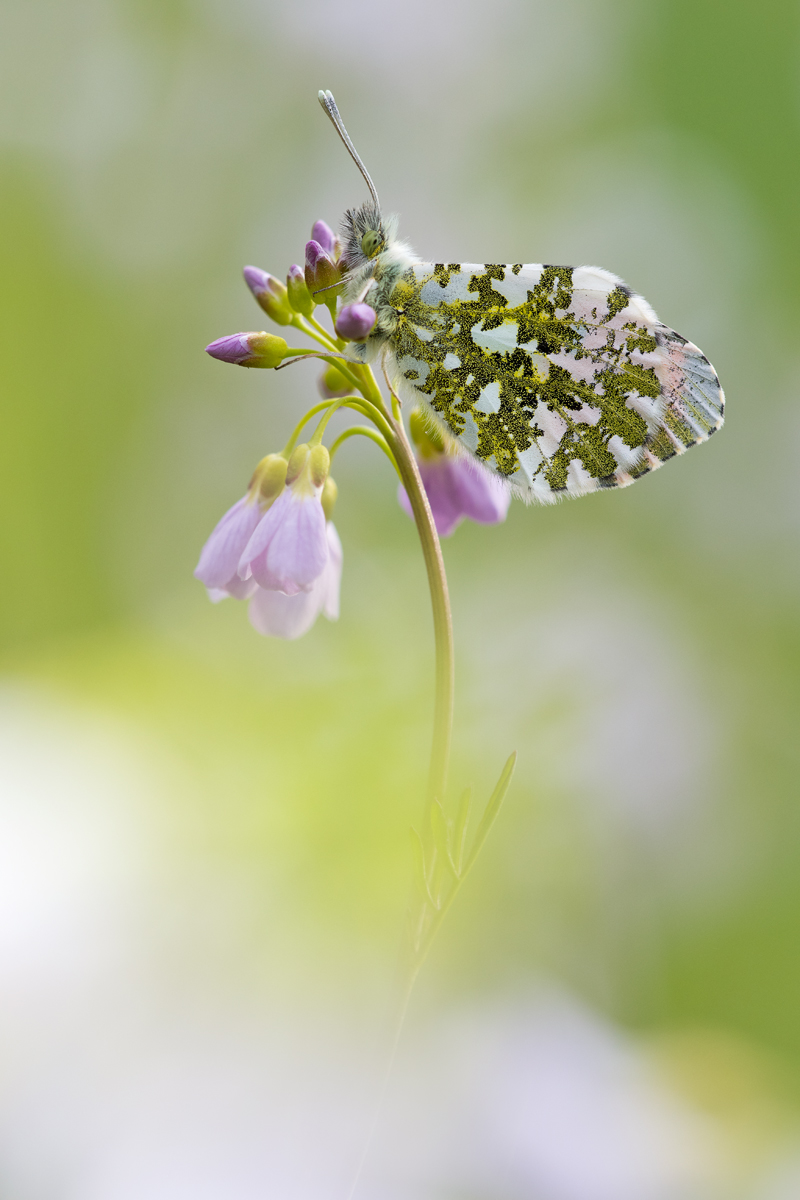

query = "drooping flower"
[205,331,287,368]
[335,303,377,341]
[194,454,289,599]
[238,444,330,595]
[398,408,511,538]
[195,450,342,640]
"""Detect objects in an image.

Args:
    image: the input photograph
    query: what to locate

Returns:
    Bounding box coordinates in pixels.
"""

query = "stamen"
[318,90,381,211]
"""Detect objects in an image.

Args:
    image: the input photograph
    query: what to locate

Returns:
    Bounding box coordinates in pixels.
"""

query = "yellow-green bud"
[286,443,310,485]
[246,332,288,368]
[251,453,288,504]
[409,407,446,457]
[319,364,351,398]
[287,265,314,317]
[321,475,338,520]
[309,444,330,489]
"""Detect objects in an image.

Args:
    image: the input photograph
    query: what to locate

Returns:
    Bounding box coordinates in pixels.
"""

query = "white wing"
[385,262,724,502]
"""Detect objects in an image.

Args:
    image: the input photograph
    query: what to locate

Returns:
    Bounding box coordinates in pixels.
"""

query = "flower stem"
[385,409,454,813]
[329,426,399,473]
[349,367,454,813]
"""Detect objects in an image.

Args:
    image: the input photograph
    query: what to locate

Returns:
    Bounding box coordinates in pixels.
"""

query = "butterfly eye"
[361,230,383,258]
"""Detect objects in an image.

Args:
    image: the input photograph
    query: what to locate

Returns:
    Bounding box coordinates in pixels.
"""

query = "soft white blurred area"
[0,689,794,1200]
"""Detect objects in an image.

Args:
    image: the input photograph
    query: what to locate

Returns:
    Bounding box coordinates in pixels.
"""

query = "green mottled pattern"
[386,262,724,501]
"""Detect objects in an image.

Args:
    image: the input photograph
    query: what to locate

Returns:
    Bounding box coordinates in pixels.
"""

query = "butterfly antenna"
[318,90,381,211]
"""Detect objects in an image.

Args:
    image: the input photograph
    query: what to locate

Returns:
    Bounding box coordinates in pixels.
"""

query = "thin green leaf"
[409,826,438,909]
[452,787,472,876]
[462,752,517,878]
[431,800,458,878]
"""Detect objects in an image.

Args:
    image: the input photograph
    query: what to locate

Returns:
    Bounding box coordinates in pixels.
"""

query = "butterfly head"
[317,91,415,362]
[339,201,398,272]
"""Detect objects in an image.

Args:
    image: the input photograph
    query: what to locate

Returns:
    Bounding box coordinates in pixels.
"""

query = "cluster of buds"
[194,444,341,640]
[205,220,376,375]
[399,408,511,538]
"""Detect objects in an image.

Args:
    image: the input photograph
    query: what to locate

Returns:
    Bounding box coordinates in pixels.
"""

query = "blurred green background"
[1,1,799,1196]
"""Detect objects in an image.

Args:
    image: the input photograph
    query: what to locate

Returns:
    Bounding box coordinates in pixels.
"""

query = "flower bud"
[304,240,343,298]
[287,264,314,316]
[409,406,446,456]
[311,220,342,262]
[243,266,293,326]
[318,365,351,399]
[286,443,310,485]
[335,303,377,342]
[321,475,338,521]
[205,331,287,368]
[309,444,330,488]
[251,453,288,504]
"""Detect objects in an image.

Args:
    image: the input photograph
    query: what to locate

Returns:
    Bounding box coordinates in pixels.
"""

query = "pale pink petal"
[247,581,325,640]
[264,492,328,589]
[450,458,511,525]
[207,575,258,603]
[194,496,262,589]
[398,455,511,538]
[247,550,302,595]
[237,489,291,579]
[322,523,343,621]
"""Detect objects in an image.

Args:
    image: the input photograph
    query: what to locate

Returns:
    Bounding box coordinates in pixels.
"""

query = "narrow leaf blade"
[431,800,458,878]
[463,752,517,878]
[409,826,438,909]
[452,786,472,876]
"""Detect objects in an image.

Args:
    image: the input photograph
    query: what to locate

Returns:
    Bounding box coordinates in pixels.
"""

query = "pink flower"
[398,410,511,538]
[237,445,330,595]
[248,522,342,640]
[195,447,342,640]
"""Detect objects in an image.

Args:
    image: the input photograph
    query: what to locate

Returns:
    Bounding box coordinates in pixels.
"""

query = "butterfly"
[319,91,724,504]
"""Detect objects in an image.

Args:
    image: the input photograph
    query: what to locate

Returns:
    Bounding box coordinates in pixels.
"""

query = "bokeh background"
[1,1,799,1196]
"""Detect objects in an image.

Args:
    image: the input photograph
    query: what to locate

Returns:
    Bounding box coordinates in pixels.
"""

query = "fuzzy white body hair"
[338,202,417,364]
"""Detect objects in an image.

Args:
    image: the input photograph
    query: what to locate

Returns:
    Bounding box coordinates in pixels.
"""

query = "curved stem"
[306,312,343,347]
[329,426,400,473]
[282,397,385,456]
[344,365,454,811]
[383,407,454,813]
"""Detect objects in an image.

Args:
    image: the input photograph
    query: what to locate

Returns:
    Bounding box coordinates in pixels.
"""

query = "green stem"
[329,426,400,473]
[382,401,454,814]
[346,366,454,813]
[282,397,385,456]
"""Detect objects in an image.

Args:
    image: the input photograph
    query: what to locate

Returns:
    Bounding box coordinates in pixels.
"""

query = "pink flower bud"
[205,332,287,368]
[304,240,342,297]
[335,303,377,341]
[243,266,293,326]
[310,220,342,261]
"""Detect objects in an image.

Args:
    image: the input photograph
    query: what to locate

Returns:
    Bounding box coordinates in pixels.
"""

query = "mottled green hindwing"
[384,263,724,502]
